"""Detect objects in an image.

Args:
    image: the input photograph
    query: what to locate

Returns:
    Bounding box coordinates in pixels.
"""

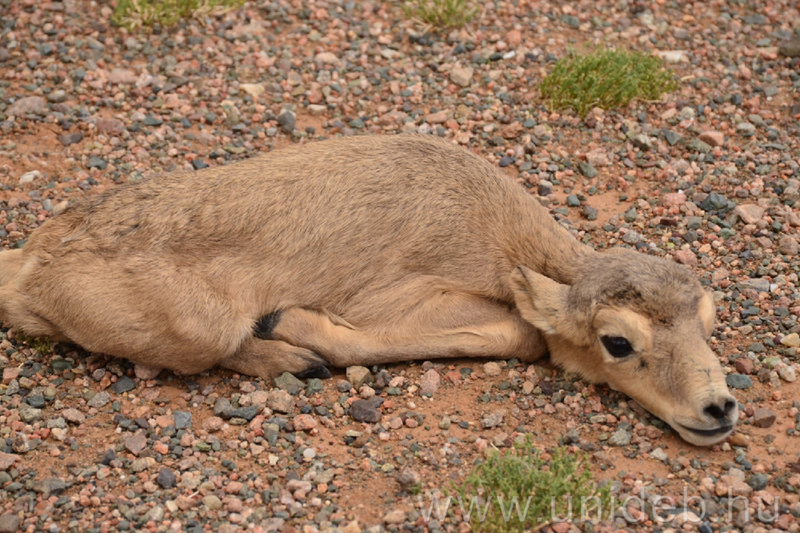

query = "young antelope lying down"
[0,134,738,446]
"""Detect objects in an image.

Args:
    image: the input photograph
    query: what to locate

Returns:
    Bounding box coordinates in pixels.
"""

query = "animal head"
[511,249,738,446]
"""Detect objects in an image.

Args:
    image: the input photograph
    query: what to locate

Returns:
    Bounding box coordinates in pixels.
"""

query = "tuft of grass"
[450,438,612,533]
[403,0,478,30]
[111,0,245,31]
[539,47,679,118]
[15,334,53,355]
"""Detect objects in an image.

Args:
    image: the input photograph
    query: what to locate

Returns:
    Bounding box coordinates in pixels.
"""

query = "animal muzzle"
[676,391,739,445]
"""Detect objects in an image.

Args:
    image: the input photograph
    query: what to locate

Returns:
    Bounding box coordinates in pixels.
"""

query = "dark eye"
[601,336,634,358]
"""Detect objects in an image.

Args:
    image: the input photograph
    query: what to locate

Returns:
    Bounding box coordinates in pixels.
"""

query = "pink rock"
[673,250,697,267]
[419,369,441,396]
[155,415,174,428]
[134,363,162,380]
[699,131,724,147]
[552,523,571,533]
[8,96,46,117]
[124,432,147,456]
[2,367,20,385]
[61,408,86,425]
[661,192,687,208]
[0,451,18,470]
[734,204,765,225]
[108,68,137,85]
[96,118,126,136]
[203,416,224,432]
[424,111,447,124]
[506,29,522,47]
[752,408,776,428]
[293,414,317,431]
[735,358,754,375]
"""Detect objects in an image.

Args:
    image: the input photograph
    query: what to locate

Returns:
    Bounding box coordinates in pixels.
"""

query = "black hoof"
[253,310,282,340]
[294,365,332,380]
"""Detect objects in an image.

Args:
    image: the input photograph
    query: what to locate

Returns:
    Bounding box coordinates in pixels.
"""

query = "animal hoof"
[294,365,332,379]
[253,310,282,340]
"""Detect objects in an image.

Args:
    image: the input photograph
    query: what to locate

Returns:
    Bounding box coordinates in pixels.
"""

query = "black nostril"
[723,400,736,416]
[704,404,725,420]
[704,399,736,420]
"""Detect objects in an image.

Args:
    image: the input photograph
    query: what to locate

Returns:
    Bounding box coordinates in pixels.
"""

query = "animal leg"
[262,291,547,368]
[0,287,70,341]
[220,337,331,381]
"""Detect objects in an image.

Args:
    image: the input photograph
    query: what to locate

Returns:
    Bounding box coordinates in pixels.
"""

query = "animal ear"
[698,289,716,338]
[509,266,569,335]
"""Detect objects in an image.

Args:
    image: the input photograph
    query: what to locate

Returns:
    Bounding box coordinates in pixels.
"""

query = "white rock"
[779,366,796,382]
[239,83,265,98]
[483,362,502,377]
[781,333,800,347]
[656,50,688,63]
[19,170,42,184]
[734,204,765,225]
[450,67,474,87]
[650,448,668,461]
[315,52,341,66]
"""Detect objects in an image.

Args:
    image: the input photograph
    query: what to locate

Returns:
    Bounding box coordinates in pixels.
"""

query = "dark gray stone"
[350,399,382,423]
[277,110,295,133]
[664,130,681,146]
[306,378,324,395]
[229,406,260,421]
[87,156,107,170]
[173,411,192,429]
[214,398,234,418]
[274,372,304,394]
[143,115,163,126]
[725,374,753,389]
[747,473,769,491]
[578,162,597,178]
[156,468,176,489]
[99,449,115,465]
[111,376,135,393]
[699,192,728,212]
[688,139,712,153]
[58,132,82,146]
[32,478,69,494]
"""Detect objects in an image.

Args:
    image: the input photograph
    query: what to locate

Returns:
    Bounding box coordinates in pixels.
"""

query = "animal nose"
[703,397,737,420]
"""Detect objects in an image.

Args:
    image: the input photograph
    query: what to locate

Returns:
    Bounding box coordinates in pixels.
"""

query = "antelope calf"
[0,135,737,445]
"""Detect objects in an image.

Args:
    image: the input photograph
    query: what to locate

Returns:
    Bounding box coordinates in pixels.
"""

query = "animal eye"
[601,336,633,358]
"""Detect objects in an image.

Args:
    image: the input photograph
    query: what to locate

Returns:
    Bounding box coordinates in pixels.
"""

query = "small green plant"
[15,334,53,355]
[111,0,245,31]
[540,47,678,118]
[450,438,612,533]
[403,0,478,30]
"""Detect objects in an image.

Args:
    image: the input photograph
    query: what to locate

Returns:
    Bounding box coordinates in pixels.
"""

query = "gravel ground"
[1,0,800,532]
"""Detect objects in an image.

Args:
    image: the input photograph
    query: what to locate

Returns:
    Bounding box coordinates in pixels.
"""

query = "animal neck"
[502,196,595,285]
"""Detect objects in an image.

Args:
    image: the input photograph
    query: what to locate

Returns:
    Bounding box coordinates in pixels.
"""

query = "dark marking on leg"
[253,310,282,340]
[294,365,332,380]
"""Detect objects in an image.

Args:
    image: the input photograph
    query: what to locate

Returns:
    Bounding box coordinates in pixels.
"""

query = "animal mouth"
[679,424,733,437]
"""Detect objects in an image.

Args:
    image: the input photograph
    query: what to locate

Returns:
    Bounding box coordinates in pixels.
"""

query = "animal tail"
[0,249,24,287]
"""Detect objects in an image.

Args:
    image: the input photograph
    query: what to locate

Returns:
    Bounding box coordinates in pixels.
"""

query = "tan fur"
[0,134,736,445]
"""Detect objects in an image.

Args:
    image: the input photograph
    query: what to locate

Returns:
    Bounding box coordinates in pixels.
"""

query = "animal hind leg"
[0,287,69,341]
[220,337,332,381]
[261,290,548,368]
